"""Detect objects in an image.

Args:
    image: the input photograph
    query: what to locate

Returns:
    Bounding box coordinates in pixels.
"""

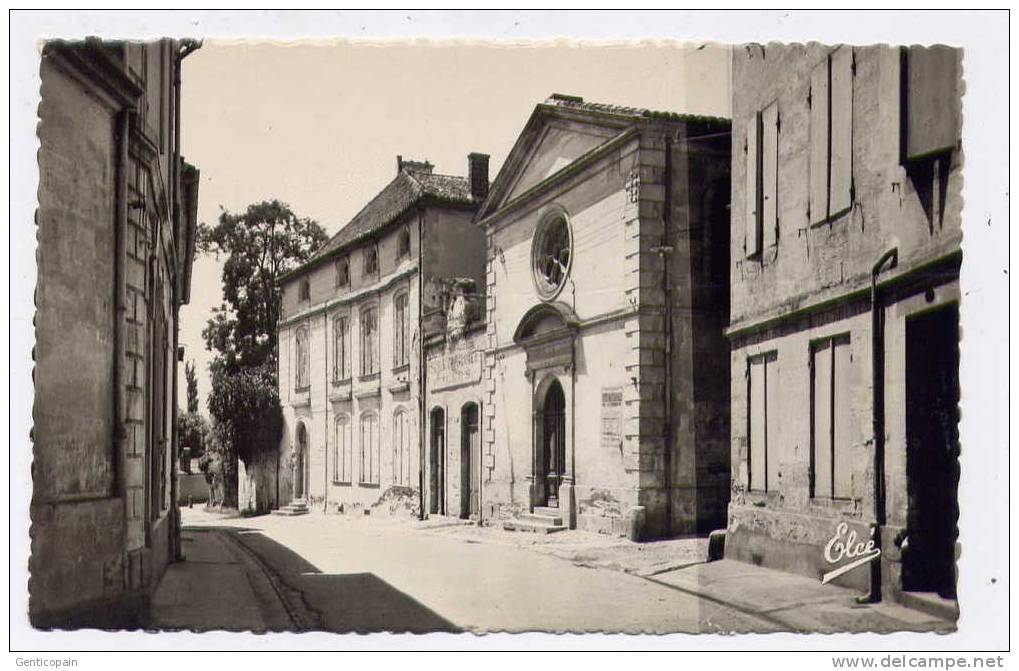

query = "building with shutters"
[32,38,201,627]
[725,44,962,616]
[272,155,488,517]
[473,95,732,539]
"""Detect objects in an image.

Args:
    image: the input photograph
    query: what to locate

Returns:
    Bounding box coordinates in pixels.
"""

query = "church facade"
[472,95,732,539]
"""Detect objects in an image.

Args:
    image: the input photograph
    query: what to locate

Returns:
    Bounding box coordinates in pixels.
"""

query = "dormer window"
[363,244,379,278]
[397,227,411,260]
[335,257,349,288]
[299,279,311,302]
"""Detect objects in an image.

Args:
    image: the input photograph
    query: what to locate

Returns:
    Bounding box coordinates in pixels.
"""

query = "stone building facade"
[32,39,201,627]
[725,44,962,613]
[475,95,732,539]
[272,155,487,516]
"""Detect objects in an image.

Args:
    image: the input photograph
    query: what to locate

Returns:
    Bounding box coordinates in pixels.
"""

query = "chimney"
[397,155,434,175]
[468,152,490,201]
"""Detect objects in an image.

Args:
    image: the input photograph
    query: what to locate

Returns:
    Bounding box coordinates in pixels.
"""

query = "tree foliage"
[198,200,327,375]
[176,410,209,459]
[185,359,199,414]
[207,362,283,465]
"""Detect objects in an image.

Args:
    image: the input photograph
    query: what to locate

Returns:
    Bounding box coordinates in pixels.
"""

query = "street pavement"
[149,506,954,635]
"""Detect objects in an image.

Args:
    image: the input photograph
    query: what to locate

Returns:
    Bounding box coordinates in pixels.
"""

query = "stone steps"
[271,500,310,517]
[503,507,566,534]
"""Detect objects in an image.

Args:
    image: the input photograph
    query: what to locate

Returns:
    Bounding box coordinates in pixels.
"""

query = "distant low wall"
[177,472,208,505]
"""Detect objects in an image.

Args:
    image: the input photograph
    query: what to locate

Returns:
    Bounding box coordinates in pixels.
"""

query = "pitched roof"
[541,92,729,126]
[283,168,476,282]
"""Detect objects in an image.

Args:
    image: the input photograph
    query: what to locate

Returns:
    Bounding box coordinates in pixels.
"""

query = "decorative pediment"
[477,101,637,222]
[513,302,580,345]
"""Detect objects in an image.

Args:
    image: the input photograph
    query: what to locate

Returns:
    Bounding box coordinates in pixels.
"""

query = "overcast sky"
[178,40,731,412]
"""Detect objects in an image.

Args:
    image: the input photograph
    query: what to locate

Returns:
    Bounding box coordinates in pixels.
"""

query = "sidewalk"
[149,524,297,632]
[651,559,956,634]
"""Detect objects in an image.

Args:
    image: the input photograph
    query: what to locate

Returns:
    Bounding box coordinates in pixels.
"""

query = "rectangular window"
[360,306,378,376]
[397,227,411,259]
[295,327,310,390]
[392,411,411,486]
[334,416,351,483]
[745,102,779,258]
[333,315,350,381]
[748,352,779,492]
[335,257,349,288]
[360,413,380,485]
[299,279,310,302]
[363,244,379,278]
[393,293,409,368]
[810,46,854,225]
[811,335,853,499]
[903,46,960,162]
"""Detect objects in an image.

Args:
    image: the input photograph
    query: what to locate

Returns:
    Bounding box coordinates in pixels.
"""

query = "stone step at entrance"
[503,506,566,534]
[271,499,310,517]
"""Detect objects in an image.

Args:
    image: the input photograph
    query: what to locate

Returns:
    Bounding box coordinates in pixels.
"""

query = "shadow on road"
[187,525,460,634]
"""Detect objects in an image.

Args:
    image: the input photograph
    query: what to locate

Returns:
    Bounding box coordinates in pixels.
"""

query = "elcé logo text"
[822,522,881,584]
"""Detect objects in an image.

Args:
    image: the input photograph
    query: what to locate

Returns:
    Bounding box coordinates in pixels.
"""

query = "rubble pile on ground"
[371,485,420,518]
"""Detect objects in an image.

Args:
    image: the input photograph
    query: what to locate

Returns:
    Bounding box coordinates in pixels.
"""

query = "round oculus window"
[531,214,572,300]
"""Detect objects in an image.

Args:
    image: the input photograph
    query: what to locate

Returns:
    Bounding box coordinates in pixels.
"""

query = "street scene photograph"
[10,9,1010,657]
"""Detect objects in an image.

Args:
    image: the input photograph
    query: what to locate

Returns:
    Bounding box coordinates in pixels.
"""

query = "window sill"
[358,482,381,489]
[332,480,352,487]
[332,377,352,386]
[294,385,311,394]
[391,363,410,375]
[359,372,380,383]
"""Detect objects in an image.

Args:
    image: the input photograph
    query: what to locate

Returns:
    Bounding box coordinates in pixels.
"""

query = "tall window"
[811,335,853,499]
[360,305,379,376]
[744,101,779,258]
[392,408,412,486]
[335,257,349,288]
[299,279,311,302]
[360,412,380,485]
[393,292,409,368]
[363,244,379,278]
[333,414,352,483]
[397,226,411,259]
[748,352,779,492]
[810,45,854,225]
[333,314,350,381]
[295,326,310,390]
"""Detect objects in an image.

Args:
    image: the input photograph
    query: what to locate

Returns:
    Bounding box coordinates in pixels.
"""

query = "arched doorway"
[293,423,308,501]
[535,378,567,508]
[460,403,480,519]
[429,407,445,515]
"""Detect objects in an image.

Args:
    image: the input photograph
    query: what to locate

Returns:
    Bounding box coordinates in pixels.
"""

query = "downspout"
[115,109,129,502]
[323,312,329,512]
[865,247,898,603]
[417,208,426,521]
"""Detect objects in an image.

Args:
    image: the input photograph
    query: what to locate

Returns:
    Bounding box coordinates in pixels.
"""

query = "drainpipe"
[865,247,898,603]
[323,312,329,513]
[418,208,426,521]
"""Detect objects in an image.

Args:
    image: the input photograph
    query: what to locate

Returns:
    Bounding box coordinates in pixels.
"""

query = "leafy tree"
[176,411,209,461]
[185,359,199,414]
[198,200,328,374]
[198,200,325,506]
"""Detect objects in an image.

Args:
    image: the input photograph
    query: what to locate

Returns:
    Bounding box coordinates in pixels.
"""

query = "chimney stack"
[397,155,434,175]
[468,152,490,201]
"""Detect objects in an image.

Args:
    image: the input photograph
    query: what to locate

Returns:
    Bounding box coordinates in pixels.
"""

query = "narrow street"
[150,508,953,635]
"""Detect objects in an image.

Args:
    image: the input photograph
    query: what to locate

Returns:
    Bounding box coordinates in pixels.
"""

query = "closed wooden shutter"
[906,45,960,160]
[812,340,833,498]
[762,101,779,249]
[765,355,780,490]
[749,358,767,491]
[809,58,830,225]
[830,46,854,216]
[832,338,853,498]
[745,115,761,257]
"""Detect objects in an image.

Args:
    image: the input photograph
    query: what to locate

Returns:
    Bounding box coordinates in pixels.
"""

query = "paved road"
[167,508,755,634]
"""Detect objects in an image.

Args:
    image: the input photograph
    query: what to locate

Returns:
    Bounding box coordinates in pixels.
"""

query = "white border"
[8,9,1011,654]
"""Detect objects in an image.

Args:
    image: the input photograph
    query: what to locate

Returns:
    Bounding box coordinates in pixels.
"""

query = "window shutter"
[812,341,833,499]
[764,357,780,491]
[830,46,854,216]
[809,58,830,224]
[749,358,766,491]
[762,101,779,249]
[906,45,960,160]
[832,339,853,499]
[744,116,761,257]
